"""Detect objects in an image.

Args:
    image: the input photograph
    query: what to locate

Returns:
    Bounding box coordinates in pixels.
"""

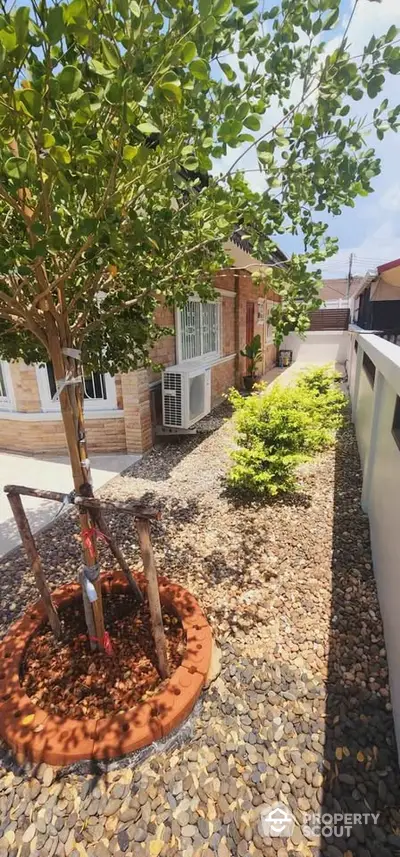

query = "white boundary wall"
[282,330,349,364]
[348,328,400,749]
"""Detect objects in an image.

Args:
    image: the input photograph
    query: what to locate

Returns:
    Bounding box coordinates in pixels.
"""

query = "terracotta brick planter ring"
[0,573,213,766]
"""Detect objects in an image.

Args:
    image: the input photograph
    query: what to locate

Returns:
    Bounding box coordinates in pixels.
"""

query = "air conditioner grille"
[164,373,182,426]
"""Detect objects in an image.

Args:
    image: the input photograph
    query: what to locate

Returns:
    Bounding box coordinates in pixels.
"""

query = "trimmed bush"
[228,366,346,497]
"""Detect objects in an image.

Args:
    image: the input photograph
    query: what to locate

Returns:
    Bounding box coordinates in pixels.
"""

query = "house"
[0,238,284,456]
[320,276,361,307]
[352,257,400,334]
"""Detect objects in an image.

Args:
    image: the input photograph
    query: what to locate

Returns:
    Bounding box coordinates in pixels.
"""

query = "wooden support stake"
[135,518,169,679]
[95,511,143,602]
[7,492,61,639]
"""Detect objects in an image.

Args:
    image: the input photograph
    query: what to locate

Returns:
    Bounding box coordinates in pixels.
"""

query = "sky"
[214,0,400,280]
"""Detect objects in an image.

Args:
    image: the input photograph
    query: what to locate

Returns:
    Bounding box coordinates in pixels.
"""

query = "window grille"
[180,300,219,361]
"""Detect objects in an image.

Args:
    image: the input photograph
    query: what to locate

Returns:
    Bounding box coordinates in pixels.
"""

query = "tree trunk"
[47,324,106,652]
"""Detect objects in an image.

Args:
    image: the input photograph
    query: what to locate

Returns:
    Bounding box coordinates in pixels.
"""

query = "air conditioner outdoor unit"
[162,364,211,429]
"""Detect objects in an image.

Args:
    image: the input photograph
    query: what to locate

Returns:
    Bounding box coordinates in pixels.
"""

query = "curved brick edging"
[0,572,212,766]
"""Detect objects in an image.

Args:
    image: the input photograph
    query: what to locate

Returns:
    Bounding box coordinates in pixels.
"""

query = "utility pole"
[347,252,354,300]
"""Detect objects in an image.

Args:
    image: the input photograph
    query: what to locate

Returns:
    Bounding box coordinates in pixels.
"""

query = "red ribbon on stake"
[90,631,113,656]
[81,526,109,559]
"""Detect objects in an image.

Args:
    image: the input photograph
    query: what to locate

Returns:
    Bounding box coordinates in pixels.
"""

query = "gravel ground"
[0,404,399,857]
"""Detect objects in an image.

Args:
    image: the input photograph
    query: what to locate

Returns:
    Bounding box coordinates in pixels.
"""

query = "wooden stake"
[95,511,143,602]
[135,518,169,679]
[7,492,61,639]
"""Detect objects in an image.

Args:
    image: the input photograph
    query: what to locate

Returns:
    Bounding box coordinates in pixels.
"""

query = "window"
[0,364,7,399]
[392,396,400,451]
[36,364,117,412]
[363,352,376,387]
[46,363,108,402]
[266,301,276,344]
[178,299,220,362]
[0,362,14,410]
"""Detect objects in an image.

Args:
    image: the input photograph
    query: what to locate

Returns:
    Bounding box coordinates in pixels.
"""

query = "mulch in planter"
[20,592,185,720]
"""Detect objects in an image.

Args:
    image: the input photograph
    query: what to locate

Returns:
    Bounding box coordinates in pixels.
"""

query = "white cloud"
[319,220,400,277]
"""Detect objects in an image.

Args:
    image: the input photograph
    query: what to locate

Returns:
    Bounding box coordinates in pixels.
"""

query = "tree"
[0,0,398,646]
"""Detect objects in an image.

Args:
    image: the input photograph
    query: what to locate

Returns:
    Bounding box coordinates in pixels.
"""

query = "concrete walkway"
[0,452,140,557]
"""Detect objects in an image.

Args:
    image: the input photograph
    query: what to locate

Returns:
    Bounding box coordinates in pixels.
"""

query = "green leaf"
[201,15,216,33]
[350,87,363,101]
[58,65,82,93]
[4,157,27,180]
[199,0,212,17]
[213,0,232,16]
[137,120,160,134]
[236,103,249,120]
[89,58,114,78]
[123,144,140,160]
[386,24,398,43]
[14,6,29,45]
[46,6,64,43]
[0,27,17,52]
[322,8,339,30]
[130,0,141,17]
[243,114,261,131]
[43,132,56,148]
[115,0,129,17]
[63,0,88,24]
[51,145,71,164]
[159,71,181,102]
[20,87,41,117]
[219,62,236,81]
[0,42,5,70]
[258,150,273,164]
[102,40,121,69]
[181,41,196,64]
[189,59,209,80]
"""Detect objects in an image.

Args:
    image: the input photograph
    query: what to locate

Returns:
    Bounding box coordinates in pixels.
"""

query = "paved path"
[0,452,140,557]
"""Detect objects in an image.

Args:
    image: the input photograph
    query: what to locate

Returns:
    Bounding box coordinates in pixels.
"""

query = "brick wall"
[211,358,235,405]
[221,294,236,357]
[148,302,176,385]
[121,369,153,453]
[10,362,41,412]
[0,416,126,454]
[237,271,279,381]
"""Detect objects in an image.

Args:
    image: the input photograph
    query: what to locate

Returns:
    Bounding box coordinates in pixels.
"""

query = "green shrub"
[227,367,346,497]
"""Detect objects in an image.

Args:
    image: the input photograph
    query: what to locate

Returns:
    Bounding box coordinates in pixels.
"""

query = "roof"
[320,277,362,302]
[231,229,287,266]
[378,257,400,274]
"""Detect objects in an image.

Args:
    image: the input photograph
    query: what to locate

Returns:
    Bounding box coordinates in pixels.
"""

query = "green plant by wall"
[227,367,346,497]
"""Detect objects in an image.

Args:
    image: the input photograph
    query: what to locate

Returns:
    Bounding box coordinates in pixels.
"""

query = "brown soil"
[20,592,185,720]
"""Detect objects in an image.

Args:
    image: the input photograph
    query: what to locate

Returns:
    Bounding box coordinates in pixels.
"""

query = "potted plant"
[241,334,263,392]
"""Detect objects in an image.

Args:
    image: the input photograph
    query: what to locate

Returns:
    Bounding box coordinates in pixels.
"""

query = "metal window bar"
[0,365,7,399]
[181,301,202,361]
[46,363,106,400]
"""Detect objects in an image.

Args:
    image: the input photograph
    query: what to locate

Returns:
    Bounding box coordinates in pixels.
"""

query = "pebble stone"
[0,412,399,857]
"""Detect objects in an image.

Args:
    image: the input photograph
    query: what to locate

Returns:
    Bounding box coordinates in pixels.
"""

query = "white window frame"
[176,297,221,364]
[266,300,277,344]
[36,365,117,413]
[0,361,16,411]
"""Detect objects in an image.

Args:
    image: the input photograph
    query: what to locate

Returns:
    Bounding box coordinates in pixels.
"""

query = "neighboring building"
[352,258,400,334]
[0,239,284,456]
[306,276,362,334]
[319,276,362,308]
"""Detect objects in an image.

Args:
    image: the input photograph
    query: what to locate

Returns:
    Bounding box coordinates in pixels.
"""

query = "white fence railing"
[324,298,350,309]
[348,328,400,749]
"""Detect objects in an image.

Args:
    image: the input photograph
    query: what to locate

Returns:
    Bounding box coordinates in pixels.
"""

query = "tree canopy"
[0,0,399,364]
